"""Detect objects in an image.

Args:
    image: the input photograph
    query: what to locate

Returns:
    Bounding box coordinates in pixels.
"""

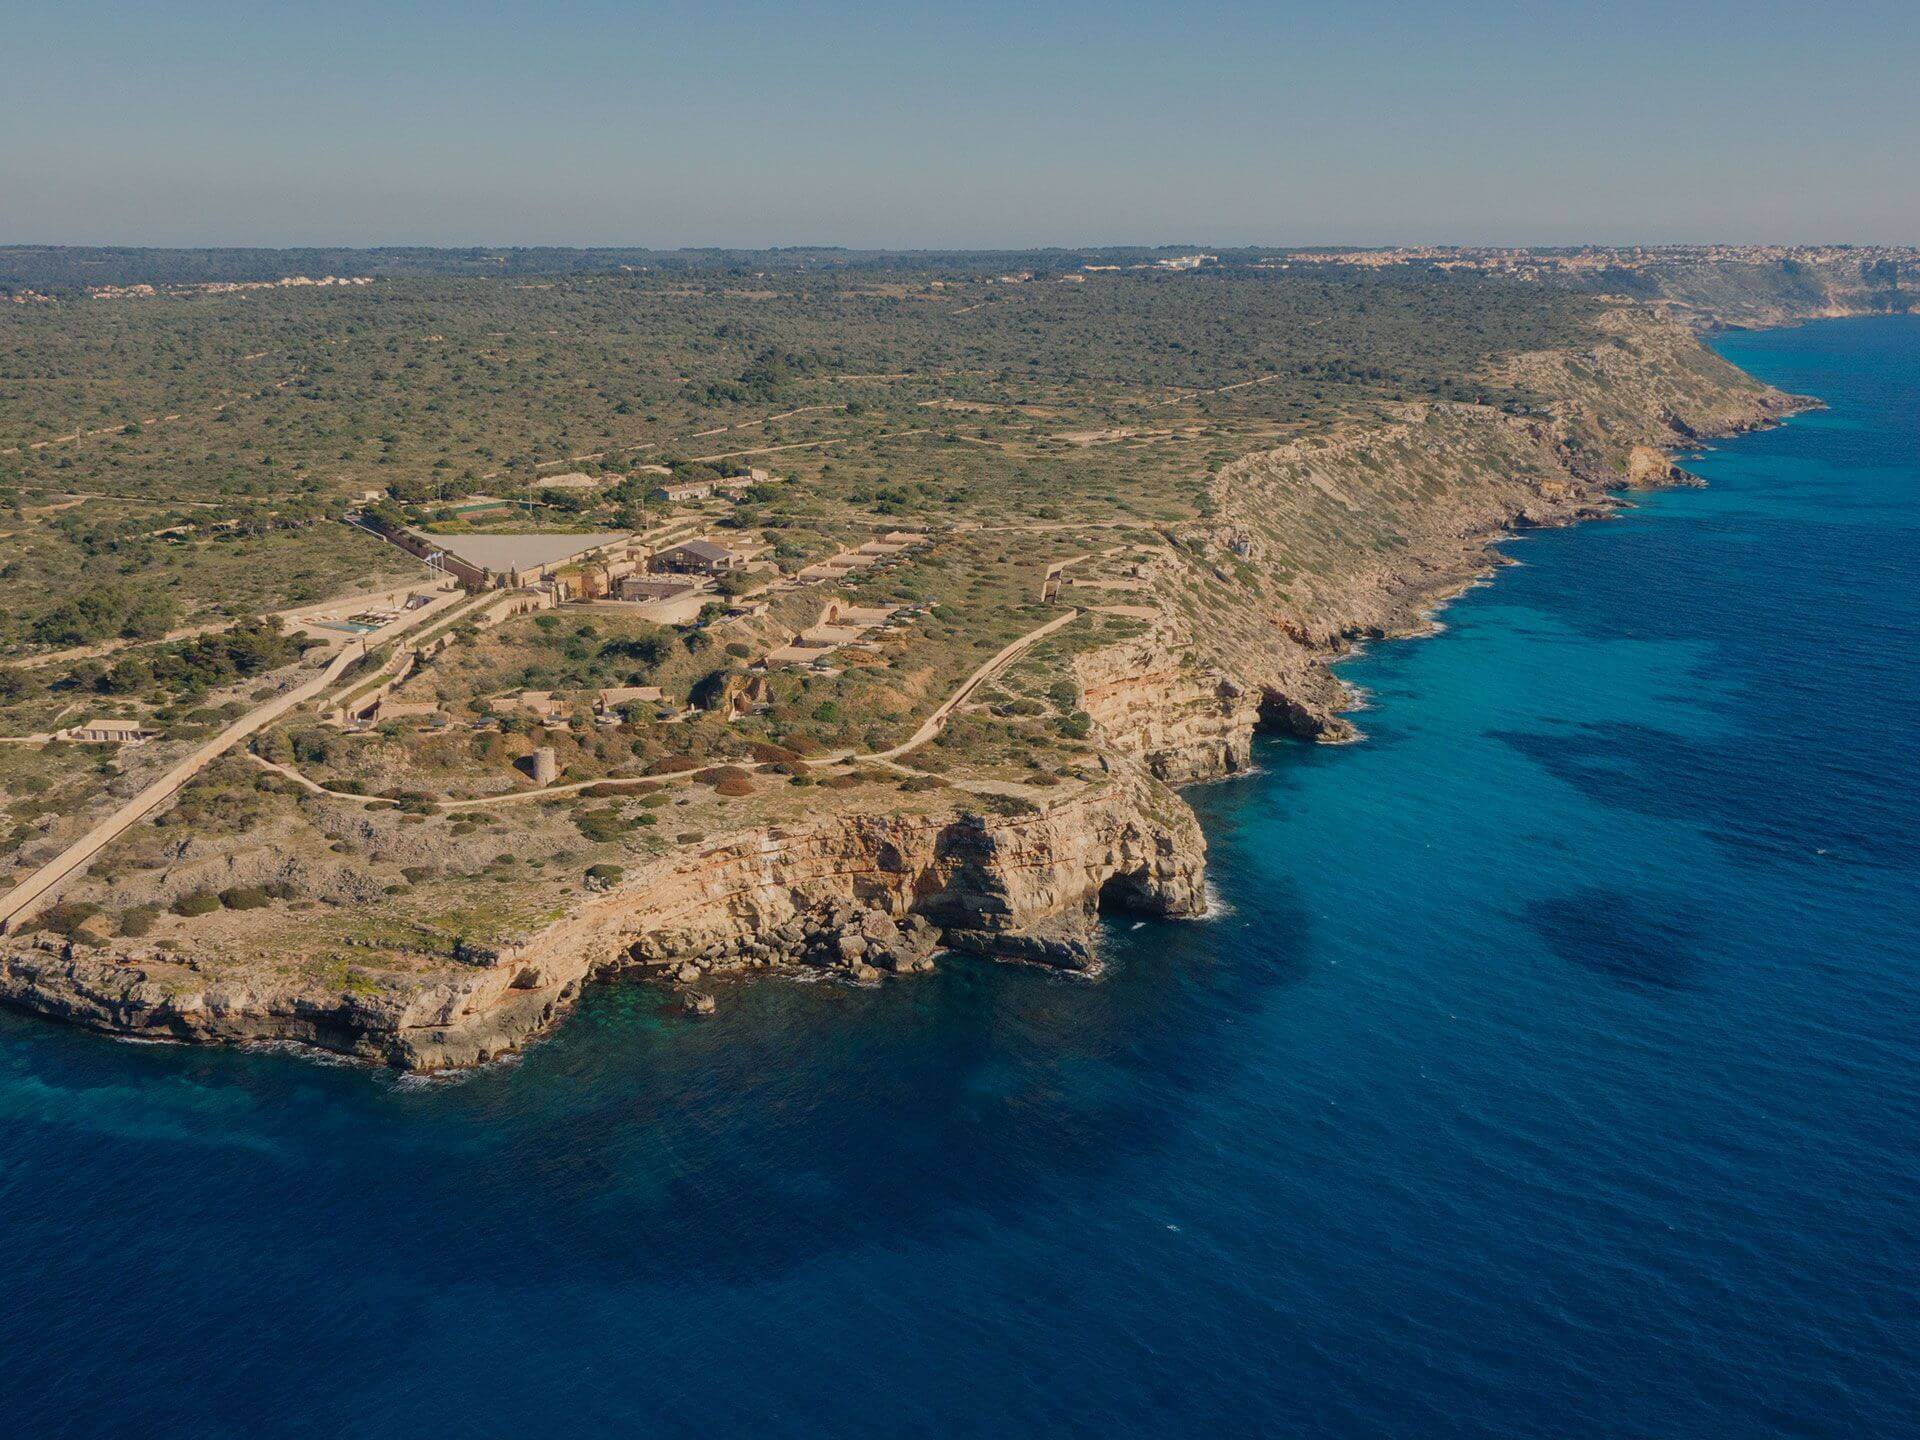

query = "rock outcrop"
[1074,624,1260,783]
[1069,308,1809,760]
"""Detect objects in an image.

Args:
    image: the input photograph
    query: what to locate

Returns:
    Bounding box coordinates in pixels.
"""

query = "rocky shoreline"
[0,310,1812,1071]
[0,772,1207,1068]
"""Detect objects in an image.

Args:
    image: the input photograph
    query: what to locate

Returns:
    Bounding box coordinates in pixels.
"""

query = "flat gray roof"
[666,538,737,561]
[410,528,630,574]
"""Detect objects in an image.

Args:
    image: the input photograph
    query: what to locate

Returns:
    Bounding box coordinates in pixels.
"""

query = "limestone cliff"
[0,774,1203,1069]
[1062,308,1805,774]
[1073,622,1261,783]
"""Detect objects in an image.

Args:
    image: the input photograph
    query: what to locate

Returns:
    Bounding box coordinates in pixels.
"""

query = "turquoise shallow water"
[4,318,1918,1438]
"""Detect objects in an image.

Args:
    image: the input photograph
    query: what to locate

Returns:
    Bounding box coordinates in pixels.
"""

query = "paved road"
[0,587,468,935]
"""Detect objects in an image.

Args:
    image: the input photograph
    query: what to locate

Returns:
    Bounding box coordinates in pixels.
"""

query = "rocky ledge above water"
[0,772,1205,1069]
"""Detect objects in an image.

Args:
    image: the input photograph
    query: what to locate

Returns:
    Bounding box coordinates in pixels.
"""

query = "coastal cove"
[4,316,1918,1437]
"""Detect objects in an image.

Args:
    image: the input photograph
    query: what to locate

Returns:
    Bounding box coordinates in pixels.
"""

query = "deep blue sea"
[5,318,1918,1439]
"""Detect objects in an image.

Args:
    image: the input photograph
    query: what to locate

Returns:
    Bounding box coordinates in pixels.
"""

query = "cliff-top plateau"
[1,245,1885,1068]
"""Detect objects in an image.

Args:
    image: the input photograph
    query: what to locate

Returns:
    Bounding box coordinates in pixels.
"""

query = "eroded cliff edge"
[1082,308,1807,768]
[0,307,1807,1068]
[2,772,1204,1068]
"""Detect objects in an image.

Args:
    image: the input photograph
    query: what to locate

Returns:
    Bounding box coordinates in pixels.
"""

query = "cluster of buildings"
[650,467,777,505]
[379,524,752,597]
[1267,244,1920,279]
[87,275,373,301]
[356,463,783,600]
[1079,254,1217,274]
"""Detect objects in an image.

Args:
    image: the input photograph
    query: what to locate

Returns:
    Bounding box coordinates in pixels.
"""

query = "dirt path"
[867,609,1082,761]
[19,572,456,672]
[0,374,304,458]
[689,427,932,465]
[14,621,234,671]
[0,587,468,933]
[251,610,1085,813]
[690,403,845,439]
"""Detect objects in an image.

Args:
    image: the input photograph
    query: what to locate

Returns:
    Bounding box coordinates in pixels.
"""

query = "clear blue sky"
[2,0,1914,248]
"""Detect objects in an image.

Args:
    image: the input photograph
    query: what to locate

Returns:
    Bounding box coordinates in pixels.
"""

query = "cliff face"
[0,775,1204,1069]
[1074,624,1261,783]
[1080,309,1805,757]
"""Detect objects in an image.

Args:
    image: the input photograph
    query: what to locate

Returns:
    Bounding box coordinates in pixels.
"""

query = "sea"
[3,317,1916,1439]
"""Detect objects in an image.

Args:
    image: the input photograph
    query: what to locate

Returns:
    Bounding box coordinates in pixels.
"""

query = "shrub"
[171,891,221,918]
[645,755,701,775]
[695,765,753,786]
[586,863,625,885]
[714,776,755,797]
[117,904,160,937]
[899,774,948,792]
[1057,711,1094,740]
[38,901,101,939]
[974,792,1038,817]
[219,886,270,910]
[574,807,629,843]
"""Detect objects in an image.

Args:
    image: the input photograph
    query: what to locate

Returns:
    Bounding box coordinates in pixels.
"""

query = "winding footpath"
[248,607,1087,811]
[867,608,1082,761]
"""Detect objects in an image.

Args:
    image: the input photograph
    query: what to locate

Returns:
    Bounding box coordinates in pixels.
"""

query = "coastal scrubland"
[0,248,1852,1065]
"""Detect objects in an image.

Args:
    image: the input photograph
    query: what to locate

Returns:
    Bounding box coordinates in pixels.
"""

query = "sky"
[1,0,1915,249]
